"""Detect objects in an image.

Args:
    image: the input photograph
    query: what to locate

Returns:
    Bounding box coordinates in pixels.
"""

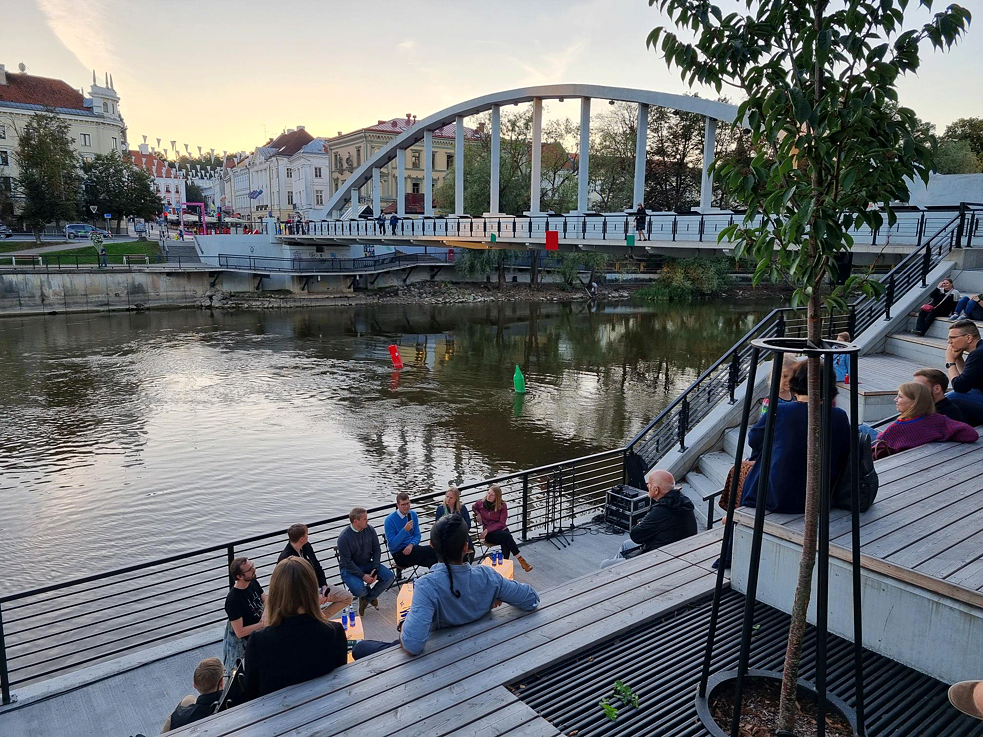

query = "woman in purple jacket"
[471,485,533,572]
[873,382,978,459]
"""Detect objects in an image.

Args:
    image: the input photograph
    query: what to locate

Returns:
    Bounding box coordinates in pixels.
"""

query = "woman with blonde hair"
[242,557,391,699]
[436,486,474,561]
[471,485,533,572]
[871,382,978,460]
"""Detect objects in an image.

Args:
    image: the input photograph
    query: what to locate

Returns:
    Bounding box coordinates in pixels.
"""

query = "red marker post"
[546,230,559,251]
[388,344,404,370]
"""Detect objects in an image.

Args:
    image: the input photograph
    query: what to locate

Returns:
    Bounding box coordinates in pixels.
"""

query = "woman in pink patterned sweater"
[873,382,979,460]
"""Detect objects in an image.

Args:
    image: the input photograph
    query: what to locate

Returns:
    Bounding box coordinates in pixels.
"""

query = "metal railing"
[0,448,623,703]
[0,204,977,705]
[625,204,980,469]
[217,252,452,274]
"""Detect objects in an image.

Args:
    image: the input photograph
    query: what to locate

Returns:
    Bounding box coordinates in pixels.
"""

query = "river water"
[0,300,777,594]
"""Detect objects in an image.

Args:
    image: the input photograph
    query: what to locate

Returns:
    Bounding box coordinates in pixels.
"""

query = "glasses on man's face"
[948,333,972,343]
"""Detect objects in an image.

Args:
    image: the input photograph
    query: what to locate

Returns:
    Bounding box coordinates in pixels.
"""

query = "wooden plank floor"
[838,352,928,394]
[734,436,983,609]
[170,531,722,737]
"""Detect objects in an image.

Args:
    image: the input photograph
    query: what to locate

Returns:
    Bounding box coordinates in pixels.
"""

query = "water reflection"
[0,300,778,592]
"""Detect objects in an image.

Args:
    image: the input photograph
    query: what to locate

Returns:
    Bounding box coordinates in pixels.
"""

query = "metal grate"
[511,589,983,737]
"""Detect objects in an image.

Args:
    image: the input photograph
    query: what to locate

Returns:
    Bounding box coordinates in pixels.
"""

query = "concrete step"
[166,244,202,263]
[682,471,724,530]
[885,333,947,364]
[952,270,983,295]
[697,450,735,492]
[677,481,710,532]
[924,314,983,340]
[722,426,752,460]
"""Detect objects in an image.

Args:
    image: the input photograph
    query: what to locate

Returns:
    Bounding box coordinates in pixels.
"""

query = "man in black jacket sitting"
[600,469,697,568]
[161,657,224,731]
[277,524,353,618]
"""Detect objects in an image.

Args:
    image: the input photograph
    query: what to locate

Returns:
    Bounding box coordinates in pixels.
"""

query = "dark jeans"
[954,296,983,321]
[352,640,397,659]
[393,544,438,570]
[947,388,983,426]
[485,529,520,558]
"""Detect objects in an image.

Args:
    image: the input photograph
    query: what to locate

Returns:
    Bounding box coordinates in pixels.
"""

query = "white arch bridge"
[315,84,737,220]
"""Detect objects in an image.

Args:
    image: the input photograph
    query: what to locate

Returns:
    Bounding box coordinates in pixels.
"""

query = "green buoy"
[513,365,526,394]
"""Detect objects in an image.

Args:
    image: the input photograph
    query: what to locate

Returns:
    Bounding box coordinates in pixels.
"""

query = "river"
[0,299,778,594]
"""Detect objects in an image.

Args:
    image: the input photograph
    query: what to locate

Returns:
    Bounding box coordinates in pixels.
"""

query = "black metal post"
[227,544,236,586]
[884,276,895,321]
[729,350,785,737]
[967,213,977,249]
[848,349,866,735]
[954,202,967,249]
[848,305,857,340]
[815,352,835,737]
[921,241,931,287]
[728,353,739,404]
[521,473,530,542]
[776,313,786,338]
[0,602,10,705]
[700,345,760,696]
[677,397,690,452]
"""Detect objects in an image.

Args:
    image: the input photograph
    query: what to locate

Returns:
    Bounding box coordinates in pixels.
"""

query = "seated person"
[946,320,983,425]
[832,332,851,382]
[600,469,696,568]
[742,360,851,513]
[278,523,352,618]
[951,292,983,322]
[913,368,967,423]
[243,557,393,700]
[223,557,266,670]
[472,485,533,572]
[435,486,475,561]
[338,507,396,616]
[399,513,540,656]
[871,382,978,460]
[384,492,438,570]
[161,657,224,732]
[916,278,960,335]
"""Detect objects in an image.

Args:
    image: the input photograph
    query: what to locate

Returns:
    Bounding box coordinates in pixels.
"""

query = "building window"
[412,181,420,194]
[0,125,6,139]
[286,167,292,178]
[112,137,117,150]
[334,153,341,170]
[80,133,92,146]
[165,185,171,193]
[103,102,108,112]
[287,191,294,206]
[315,189,324,206]
[314,167,322,178]
[355,147,361,166]
[411,151,420,168]
[0,176,11,192]
[0,151,7,166]
[446,154,454,170]
[333,178,339,192]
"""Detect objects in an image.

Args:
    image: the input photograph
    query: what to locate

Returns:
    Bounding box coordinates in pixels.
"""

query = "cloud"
[506,38,589,87]
[397,39,417,51]
[36,0,120,75]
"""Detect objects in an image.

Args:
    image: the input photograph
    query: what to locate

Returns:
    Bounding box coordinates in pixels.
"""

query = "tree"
[14,113,83,243]
[589,102,637,211]
[83,153,164,232]
[650,1,971,732]
[454,248,521,290]
[184,180,206,205]
[645,106,705,211]
[934,138,981,174]
[942,117,983,159]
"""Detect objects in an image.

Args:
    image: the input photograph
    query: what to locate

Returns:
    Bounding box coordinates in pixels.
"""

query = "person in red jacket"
[872,382,978,460]
[471,485,533,572]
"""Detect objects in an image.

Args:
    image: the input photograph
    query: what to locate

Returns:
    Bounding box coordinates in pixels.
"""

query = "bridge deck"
[172,531,722,736]
[734,437,983,609]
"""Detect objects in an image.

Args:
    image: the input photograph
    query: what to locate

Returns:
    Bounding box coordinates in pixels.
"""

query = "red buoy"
[389,344,404,369]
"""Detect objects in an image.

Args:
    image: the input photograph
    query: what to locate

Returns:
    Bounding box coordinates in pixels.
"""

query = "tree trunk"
[531,249,540,288]
[33,227,42,245]
[777,272,824,732]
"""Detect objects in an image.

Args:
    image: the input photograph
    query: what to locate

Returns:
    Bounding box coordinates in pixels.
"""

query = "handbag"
[920,303,933,312]
[718,460,755,509]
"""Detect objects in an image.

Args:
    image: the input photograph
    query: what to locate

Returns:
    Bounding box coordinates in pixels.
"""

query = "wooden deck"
[171,530,723,737]
[841,351,928,395]
[734,437,983,609]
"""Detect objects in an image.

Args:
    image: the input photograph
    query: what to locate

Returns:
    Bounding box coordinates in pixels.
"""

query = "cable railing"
[0,204,977,705]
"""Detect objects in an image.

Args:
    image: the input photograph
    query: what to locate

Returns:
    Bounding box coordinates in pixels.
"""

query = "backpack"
[832,433,878,513]
[624,450,648,492]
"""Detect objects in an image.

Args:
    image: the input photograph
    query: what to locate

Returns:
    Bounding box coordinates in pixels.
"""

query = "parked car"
[0,223,11,239]
[65,224,113,240]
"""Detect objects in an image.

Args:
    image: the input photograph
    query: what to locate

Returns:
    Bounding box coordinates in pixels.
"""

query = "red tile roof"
[129,150,179,179]
[339,117,481,140]
[265,128,314,156]
[0,72,88,111]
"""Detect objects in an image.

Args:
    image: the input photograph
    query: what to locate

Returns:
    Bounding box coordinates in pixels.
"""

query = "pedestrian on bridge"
[376,213,386,234]
[633,203,648,241]
[389,213,399,235]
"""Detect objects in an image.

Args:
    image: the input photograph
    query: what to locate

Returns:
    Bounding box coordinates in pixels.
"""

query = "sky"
[2,0,980,157]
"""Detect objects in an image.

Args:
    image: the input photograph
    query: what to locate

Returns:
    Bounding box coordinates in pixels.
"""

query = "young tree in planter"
[649,1,971,732]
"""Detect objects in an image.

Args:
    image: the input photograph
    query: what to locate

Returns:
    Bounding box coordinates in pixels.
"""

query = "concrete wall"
[195,234,286,265]
[731,527,983,684]
[904,173,983,208]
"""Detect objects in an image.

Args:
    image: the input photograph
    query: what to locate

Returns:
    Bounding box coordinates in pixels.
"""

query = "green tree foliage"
[454,248,521,289]
[934,138,981,174]
[589,102,637,211]
[83,153,164,231]
[942,116,983,159]
[184,180,206,205]
[649,0,971,730]
[14,113,83,243]
[557,251,610,286]
[634,257,734,301]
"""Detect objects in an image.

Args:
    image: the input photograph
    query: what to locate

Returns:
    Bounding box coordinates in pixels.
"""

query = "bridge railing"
[625,205,978,467]
[216,252,450,274]
[293,210,956,248]
[0,447,623,703]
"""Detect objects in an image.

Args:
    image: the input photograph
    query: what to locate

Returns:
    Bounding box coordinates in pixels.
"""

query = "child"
[833,331,851,382]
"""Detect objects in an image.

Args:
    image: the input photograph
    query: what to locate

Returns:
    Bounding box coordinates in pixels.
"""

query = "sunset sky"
[3,0,980,156]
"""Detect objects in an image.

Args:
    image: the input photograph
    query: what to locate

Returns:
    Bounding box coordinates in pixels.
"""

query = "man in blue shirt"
[384,492,438,571]
[400,513,540,656]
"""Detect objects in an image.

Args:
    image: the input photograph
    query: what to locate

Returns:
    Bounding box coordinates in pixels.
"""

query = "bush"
[634,257,735,302]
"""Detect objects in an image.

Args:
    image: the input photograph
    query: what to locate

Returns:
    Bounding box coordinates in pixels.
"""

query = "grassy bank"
[0,240,161,266]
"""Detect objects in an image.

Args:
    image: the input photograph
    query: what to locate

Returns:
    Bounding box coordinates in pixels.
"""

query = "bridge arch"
[318,84,741,220]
